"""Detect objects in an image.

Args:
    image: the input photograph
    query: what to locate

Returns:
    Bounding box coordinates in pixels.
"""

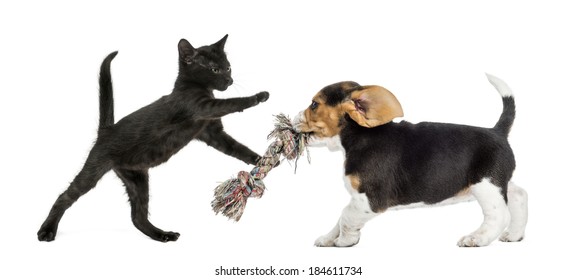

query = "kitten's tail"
[98,51,118,131]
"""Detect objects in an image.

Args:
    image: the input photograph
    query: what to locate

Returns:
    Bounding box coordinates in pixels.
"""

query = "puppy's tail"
[486,73,516,137]
[98,51,118,132]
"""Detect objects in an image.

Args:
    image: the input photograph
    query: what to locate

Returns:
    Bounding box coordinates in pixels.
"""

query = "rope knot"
[212,114,310,221]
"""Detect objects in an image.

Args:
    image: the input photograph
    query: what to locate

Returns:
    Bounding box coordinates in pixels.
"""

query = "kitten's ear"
[178,39,197,64]
[212,34,228,51]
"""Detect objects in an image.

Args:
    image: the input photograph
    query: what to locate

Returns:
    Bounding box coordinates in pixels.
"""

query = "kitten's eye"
[226,66,231,72]
[310,101,319,110]
[211,68,220,74]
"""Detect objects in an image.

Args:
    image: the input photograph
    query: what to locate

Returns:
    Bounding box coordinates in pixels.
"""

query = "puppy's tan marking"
[347,174,361,191]
[455,187,472,197]
[301,93,345,138]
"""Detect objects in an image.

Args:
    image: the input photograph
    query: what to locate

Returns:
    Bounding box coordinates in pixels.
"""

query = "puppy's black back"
[341,117,515,212]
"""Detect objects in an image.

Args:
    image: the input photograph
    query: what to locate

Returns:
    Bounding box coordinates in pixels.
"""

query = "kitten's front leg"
[197,121,261,165]
[197,91,269,119]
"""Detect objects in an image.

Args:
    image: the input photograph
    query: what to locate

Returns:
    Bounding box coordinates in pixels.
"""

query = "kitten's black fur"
[37,35,269,242]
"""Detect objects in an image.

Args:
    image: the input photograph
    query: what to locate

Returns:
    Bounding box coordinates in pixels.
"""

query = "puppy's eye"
[310,101,319,110]
[211,68,220,74]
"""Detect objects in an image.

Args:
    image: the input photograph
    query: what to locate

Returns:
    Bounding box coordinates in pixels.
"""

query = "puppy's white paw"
[333,236,360,248]
[499,231,524,242]
[457,235,489,247]
[314,235,336,247]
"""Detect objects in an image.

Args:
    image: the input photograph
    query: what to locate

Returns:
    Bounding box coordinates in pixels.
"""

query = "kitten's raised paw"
[255,91,269,103]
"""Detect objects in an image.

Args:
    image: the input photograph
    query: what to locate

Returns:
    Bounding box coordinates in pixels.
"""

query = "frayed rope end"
[211,113,310,221]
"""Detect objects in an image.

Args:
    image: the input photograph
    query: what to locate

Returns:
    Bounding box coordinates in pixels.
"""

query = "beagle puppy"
[293,74,527,247]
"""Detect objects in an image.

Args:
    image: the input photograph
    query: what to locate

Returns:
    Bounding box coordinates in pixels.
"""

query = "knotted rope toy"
[212,114,310,221]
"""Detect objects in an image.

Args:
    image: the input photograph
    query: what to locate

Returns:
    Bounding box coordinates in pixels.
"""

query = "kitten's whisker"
[229,80,248,96]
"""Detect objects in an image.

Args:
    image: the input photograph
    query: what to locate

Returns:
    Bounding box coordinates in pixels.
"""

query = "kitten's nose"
[225,77,233,86]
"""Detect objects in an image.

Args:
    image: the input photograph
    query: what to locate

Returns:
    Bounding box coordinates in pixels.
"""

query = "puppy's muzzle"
[292,111,307,133]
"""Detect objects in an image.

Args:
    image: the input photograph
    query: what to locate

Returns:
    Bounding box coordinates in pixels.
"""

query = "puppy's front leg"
[316,194,378,247]
[314,222,340,247]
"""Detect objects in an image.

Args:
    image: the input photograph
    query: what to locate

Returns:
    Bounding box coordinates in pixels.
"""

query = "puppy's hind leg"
[458,178,510,247]
[499,181,528,242]
[114,168,180,242]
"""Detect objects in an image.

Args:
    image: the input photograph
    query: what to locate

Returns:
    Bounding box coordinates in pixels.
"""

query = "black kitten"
[37,35,269,242]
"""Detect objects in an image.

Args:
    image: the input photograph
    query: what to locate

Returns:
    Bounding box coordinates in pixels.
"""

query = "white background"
[1,0,575,279]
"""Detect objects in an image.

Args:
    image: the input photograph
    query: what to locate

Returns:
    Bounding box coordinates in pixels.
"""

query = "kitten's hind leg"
[37,151,112,241]
[114,168,180,242]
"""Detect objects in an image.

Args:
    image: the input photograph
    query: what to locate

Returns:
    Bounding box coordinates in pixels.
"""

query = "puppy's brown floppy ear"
[343,86,403,127]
